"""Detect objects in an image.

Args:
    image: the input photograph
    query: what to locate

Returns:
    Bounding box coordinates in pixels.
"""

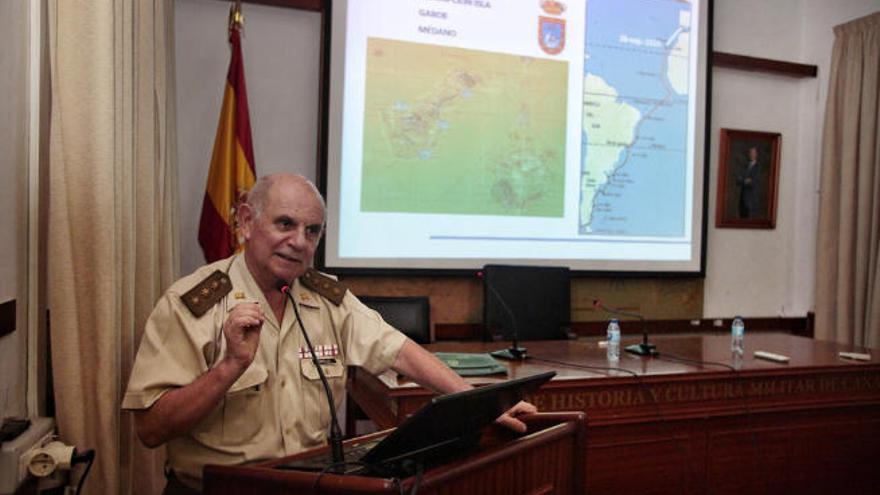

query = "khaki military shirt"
[122,255,407,489]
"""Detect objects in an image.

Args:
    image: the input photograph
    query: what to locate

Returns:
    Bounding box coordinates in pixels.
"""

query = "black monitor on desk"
[483,264,571,341]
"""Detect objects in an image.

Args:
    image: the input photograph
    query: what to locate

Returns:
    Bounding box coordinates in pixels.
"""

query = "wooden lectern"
[203,412,586,495]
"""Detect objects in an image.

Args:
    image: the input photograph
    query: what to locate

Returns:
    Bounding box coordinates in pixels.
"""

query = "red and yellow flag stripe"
[199,26,256,262]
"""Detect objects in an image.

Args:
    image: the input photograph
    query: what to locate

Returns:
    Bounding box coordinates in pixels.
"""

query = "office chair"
[346,295,431,437]
[358,295,431,344]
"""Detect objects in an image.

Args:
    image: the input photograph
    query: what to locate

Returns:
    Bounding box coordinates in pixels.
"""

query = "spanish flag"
[198,6,255,263]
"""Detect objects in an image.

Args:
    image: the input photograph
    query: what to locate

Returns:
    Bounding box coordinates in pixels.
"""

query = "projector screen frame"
[315,0,714,278]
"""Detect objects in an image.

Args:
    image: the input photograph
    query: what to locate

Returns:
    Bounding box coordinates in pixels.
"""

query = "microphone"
[479,271,527,360]
[276,280,345,466]
[592,298,657,356]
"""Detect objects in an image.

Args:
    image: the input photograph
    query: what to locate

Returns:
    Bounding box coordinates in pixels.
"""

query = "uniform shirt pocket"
[300,359,345,433]
[300,359,344,381]
[221,364,269,445]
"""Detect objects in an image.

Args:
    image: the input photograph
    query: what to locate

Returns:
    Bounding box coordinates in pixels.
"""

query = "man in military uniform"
[123,174,536,494]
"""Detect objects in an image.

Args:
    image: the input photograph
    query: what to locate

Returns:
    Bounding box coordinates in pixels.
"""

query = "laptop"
[278,371,555,476]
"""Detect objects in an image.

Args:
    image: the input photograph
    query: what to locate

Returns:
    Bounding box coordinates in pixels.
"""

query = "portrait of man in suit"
[735,146,766,219]
[716,130,781,229]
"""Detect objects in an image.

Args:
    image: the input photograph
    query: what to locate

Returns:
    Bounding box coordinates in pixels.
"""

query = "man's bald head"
[246,173,326,221]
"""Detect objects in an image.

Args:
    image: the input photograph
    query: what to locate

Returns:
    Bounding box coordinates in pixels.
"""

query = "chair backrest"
[482,264,571,341]
[359,296,431,344]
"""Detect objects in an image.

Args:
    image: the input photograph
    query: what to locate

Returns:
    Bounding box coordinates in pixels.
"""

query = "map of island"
[361,38,568,217]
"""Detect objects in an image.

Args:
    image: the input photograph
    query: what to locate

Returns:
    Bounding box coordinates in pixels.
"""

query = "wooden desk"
[348,333,880,494]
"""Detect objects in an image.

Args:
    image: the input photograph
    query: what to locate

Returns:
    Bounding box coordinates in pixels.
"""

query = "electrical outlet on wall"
[0,417,55,494]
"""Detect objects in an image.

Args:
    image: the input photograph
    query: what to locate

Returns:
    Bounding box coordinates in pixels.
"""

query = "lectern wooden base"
[204,412,585,495]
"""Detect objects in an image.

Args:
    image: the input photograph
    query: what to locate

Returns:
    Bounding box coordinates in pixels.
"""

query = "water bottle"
[606,319,621,361]
[731,316,745,356]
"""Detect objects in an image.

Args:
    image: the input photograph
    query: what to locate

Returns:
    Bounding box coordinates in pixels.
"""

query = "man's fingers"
[228,313,262,327]
[229,302,264,320]
[509,400,538,416]
[226,303,265,332]
[240,316,263,330]
[495,413,528,433]
[493,401,538,434]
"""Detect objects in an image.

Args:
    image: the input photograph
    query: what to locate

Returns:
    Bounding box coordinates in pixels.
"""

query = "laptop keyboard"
[277,438,382,474]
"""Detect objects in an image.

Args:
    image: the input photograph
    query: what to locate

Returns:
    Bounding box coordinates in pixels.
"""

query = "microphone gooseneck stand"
[277,280,345,466]
[484,277,528,360]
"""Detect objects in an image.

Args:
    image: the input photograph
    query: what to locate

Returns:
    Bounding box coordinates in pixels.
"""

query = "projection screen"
[322,0,712,273]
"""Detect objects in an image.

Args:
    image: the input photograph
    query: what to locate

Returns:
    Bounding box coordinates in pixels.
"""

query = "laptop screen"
[278,371,555,476]
[361,371,556,467]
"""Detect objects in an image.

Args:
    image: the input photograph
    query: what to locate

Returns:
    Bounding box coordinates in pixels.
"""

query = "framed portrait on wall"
[715,129,781,229]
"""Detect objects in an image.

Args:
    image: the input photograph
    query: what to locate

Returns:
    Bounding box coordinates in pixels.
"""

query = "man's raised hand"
[222,302,264,371]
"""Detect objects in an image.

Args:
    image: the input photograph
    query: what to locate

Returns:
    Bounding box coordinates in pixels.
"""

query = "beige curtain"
[816,12,880,347]
[48,1,179,493]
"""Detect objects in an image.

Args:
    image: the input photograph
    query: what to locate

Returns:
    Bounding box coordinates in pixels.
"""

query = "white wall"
[173,0,879,318]
[0,0,29,419]
[176,0,322,275]
[703,0,879,318]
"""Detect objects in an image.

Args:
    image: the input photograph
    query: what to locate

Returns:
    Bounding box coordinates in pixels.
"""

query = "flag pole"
[228,0,243,41]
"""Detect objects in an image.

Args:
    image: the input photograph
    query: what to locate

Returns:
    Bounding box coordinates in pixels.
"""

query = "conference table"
[347,333,880,494]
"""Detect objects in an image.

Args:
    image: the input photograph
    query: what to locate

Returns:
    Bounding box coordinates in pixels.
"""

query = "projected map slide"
[580,0,693,237]
[361,38,567,217]
[326,0,707,271]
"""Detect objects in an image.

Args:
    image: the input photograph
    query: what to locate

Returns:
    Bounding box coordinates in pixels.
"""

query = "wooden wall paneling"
[343,275,705,339]
[570,277,703,321]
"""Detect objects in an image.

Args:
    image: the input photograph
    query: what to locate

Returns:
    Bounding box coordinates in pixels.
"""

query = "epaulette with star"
[181,270,232,317]
[300,268,348,306]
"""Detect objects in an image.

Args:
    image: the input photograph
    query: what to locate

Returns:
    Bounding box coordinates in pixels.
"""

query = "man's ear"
[237,203,255,240]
